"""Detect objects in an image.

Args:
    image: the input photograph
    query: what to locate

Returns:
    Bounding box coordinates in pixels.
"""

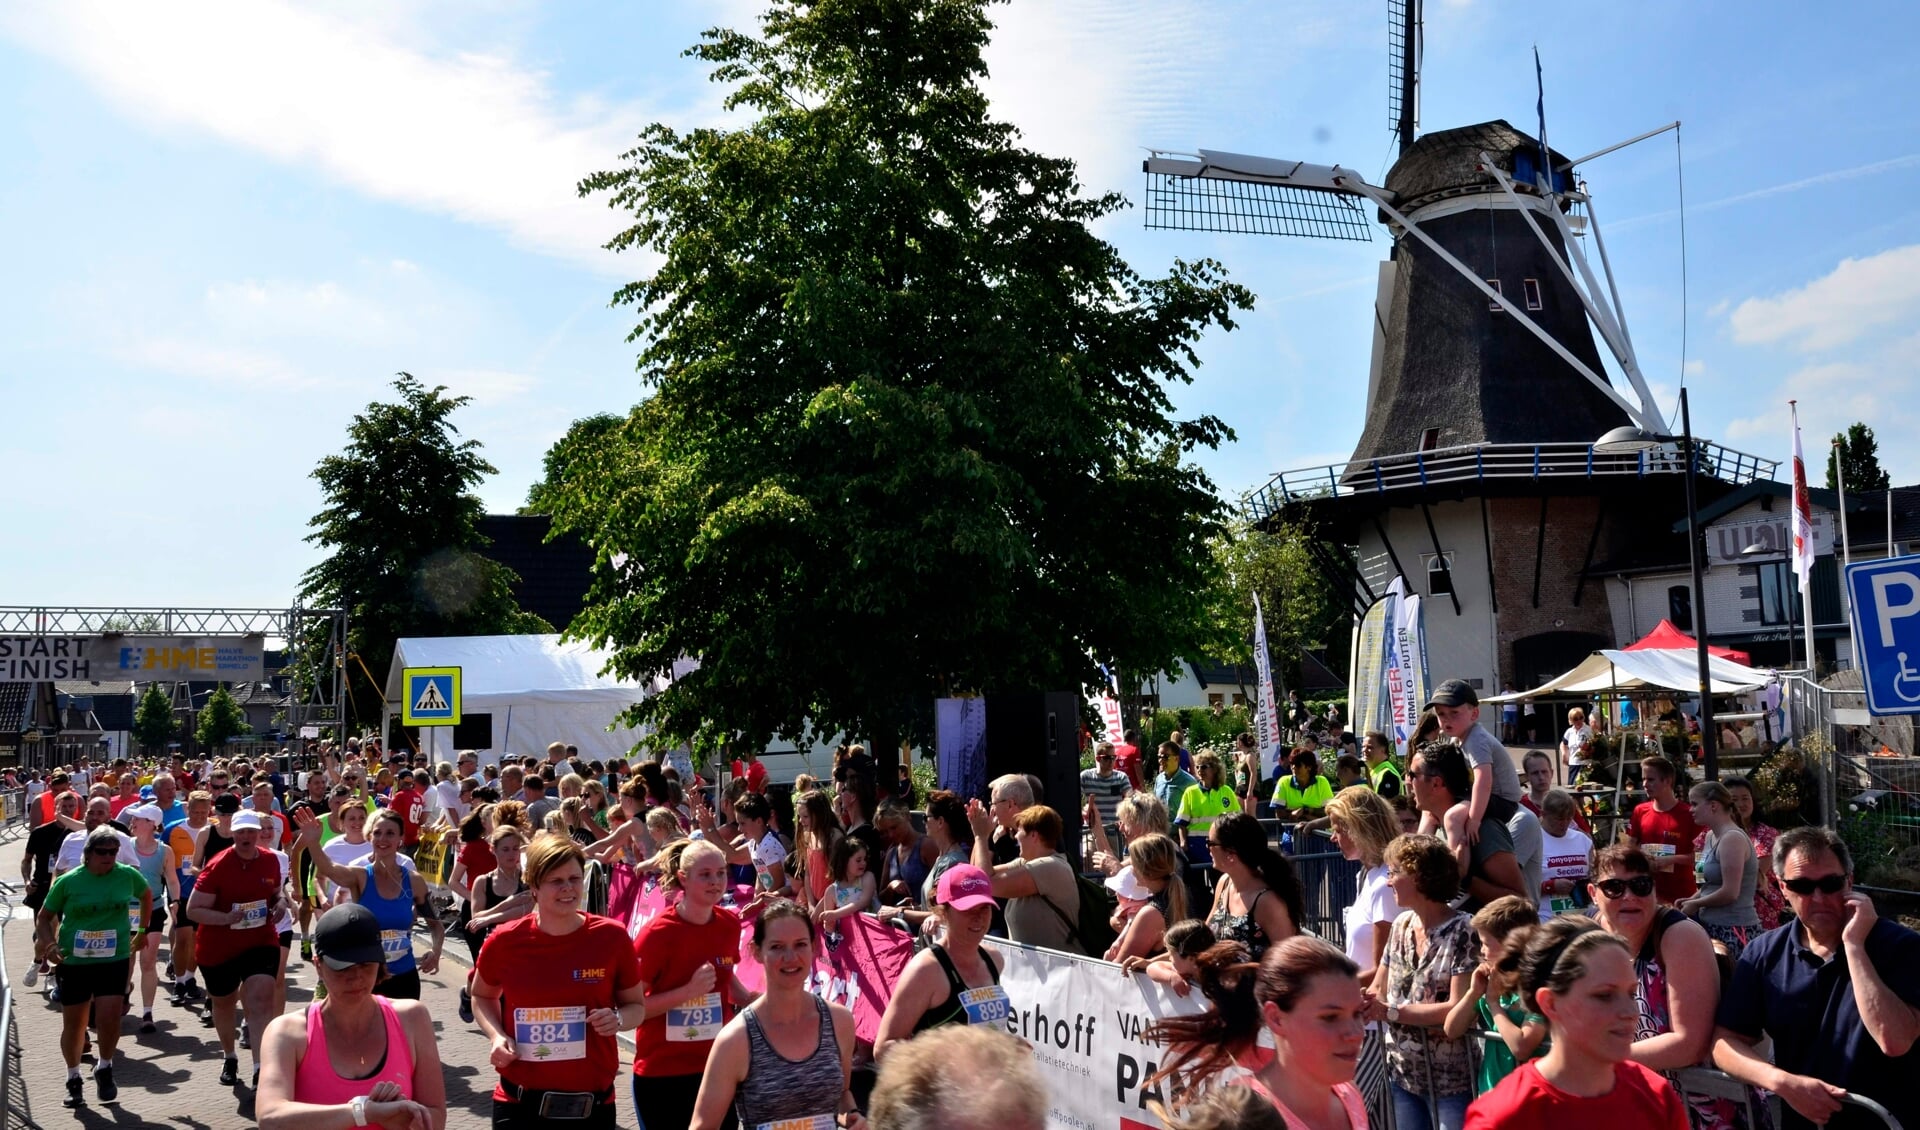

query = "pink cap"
[936,864,997,910]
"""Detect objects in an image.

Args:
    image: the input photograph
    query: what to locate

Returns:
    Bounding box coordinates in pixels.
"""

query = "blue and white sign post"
[1845,556,1920,716]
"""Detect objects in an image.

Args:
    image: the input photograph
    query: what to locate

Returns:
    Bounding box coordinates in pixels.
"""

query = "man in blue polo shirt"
[1713,825,1920,1130]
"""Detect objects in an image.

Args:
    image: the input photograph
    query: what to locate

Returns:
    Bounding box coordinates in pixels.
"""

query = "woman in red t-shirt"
[1465,918,1688,1130]
[471,833,644,1128]
[632,838,754,1130]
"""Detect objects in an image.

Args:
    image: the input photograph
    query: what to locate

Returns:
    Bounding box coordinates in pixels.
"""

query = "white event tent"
[1484,648,1773,702]
[384,634,692,764]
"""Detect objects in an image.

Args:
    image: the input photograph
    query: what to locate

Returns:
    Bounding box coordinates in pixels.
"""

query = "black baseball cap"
[313,903,385,970]
[1426,679,1478,708]
[213,793,242,814]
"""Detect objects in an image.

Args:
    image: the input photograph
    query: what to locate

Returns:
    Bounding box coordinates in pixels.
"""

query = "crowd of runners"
[14,688,1920,1130]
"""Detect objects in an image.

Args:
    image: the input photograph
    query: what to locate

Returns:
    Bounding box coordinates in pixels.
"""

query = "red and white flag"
[1790,399,1815,586]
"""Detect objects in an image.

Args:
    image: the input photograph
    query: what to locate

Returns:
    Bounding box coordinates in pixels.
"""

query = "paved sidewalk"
[0,835,643,1129]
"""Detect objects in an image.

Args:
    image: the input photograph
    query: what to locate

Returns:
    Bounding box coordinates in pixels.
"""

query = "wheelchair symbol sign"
[1845,557,1920,716]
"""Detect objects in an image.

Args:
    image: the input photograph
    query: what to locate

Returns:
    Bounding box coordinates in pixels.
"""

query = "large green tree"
[555,0,1251,759]
[195,685,249,751]
[1207,519,1349,694]
[521,413,621,515]
[299,375,550,729]
[1827,422,1890,494]
[131,683,176,751]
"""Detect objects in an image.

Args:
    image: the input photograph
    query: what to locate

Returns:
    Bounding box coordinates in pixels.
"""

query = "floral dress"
[1381,909,1477,1098]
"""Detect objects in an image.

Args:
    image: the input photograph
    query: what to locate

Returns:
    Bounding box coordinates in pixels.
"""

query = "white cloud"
[1682,359,1705,376]
[0,1,658,269]
[436,368,537,405]
[1724,334,1920,476]
[204,279,399,345]
[115,338,322,390]
[1727,244,1920,351]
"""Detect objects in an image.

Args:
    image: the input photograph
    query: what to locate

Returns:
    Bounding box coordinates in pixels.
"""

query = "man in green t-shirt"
[1274,748,1336,820]
[1362,730,1404,799]
[36,825,151,1107]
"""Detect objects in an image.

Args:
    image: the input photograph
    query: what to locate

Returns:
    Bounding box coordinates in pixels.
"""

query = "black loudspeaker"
[983,691,1084,872]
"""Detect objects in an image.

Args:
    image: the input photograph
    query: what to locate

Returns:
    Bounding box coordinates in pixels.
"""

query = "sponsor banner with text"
[0,634,264,682]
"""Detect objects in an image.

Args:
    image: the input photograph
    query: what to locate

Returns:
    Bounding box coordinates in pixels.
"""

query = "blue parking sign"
[1845,555,1920,716]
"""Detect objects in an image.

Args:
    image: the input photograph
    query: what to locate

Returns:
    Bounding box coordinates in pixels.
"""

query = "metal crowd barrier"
[0,883,15,1125]
[0,789,26,844]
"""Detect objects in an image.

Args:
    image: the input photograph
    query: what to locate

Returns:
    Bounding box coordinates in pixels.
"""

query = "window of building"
[1207,692,1225,709]
[1420,427,1441,451]
[1668,585,1692,632]
[1759,561,1801,626]
[1425,552,1455,597]
[1487,278,1504,312]
[1523,278,1543,310]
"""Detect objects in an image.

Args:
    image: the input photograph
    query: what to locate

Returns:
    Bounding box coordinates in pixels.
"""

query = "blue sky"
[3,0,1917,610]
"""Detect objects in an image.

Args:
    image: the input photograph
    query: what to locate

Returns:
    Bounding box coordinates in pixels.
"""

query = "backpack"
[1038,859,1118,957]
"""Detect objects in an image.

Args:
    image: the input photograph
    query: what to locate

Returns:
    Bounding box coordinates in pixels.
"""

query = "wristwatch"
[350,1095,369,1126]
[1386,1005,1401,1024]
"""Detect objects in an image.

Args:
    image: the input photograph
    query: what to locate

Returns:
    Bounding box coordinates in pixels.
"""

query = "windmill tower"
[1146,0,1775,694]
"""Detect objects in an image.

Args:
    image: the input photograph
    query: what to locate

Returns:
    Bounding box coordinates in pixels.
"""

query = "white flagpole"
[1789,402,1818,670]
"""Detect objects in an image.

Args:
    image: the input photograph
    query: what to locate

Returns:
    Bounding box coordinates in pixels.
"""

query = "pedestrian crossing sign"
[401,666,461,727]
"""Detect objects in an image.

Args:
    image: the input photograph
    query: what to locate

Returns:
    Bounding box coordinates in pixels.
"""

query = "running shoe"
[140,1013,156,1034]
[301,940,313,961]
[218,1056,239,1087]
[64,1076,84,1108]
[200,1009,214,1028]
[168,980,186,1006]
[241,1027,251,1051]
[458,988,473,1024]
[94,1064,117,1103]
[22,962,40,988]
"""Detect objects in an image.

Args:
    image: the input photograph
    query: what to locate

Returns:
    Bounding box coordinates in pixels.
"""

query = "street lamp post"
[1596,386,1719,780]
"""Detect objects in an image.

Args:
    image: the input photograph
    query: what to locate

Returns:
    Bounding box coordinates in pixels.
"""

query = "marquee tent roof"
[1484,647,1772,701]
[1624,619,1751,666]
[383,634,696,762]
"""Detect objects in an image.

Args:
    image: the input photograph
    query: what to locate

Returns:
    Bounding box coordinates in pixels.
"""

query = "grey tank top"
[736,996,843,1130]
[1698,828,1760,928]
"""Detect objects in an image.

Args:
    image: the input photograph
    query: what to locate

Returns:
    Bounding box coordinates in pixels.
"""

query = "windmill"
[1146,0,1776,696]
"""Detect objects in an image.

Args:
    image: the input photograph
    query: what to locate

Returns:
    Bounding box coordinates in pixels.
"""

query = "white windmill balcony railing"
[1243,439,1778,523]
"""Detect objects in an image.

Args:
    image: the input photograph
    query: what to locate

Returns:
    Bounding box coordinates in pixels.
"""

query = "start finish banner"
[0,635,265,682]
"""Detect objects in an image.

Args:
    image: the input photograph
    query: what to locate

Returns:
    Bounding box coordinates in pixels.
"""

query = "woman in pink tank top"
[1150,936,1373,1129]
[256,904,448,1128]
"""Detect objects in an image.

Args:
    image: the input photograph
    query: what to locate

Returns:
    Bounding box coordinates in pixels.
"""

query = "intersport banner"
[994,939,1215,1130]
[1385,578,1430,757]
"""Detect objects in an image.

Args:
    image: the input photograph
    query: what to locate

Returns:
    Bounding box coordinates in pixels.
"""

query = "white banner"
[1387,581,1429,757]
[1251,592,1282,780]
[1095,695,1127,745]
[995,939,1213,1130]
[1349,592,1394,742]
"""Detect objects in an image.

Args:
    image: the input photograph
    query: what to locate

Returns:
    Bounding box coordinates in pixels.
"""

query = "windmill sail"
[1142,151,1374,239]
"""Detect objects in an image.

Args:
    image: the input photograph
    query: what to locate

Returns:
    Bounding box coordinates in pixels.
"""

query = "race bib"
[667,992,723,1042]
[1549,896,1576,915]
[380,928,409,963]
[129,902,144,933]
[234,899,269,929]
[959,984,1011,1026]
[75,929,118,958]
[757,1116,835,1130]
[513,1006,586,1062]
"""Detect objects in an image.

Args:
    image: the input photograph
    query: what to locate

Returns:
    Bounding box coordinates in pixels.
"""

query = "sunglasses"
[1782,874,1847,896]
[1595,875,1656,899]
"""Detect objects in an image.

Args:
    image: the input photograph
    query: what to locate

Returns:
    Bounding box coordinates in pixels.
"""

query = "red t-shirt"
[475,914,642,1099]
[1629,799,1700,902]
[1112,743,1144,792]
[193,847,285,967]
[631,904,742,1077]
[391,788,425,846]
[1466,1061,1688,1130]
[109,794,141,819]
[458,839,496,886]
